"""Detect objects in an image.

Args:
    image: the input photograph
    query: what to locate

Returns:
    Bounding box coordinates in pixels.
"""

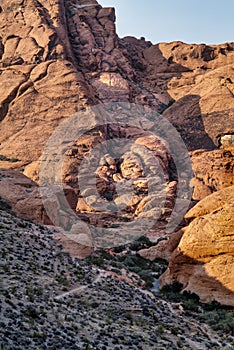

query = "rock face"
[160,186,234,306]
[0,0,234,167]
[0,168,51,224]
[0,0,234,305]
[127,40,234,150]
[138,230,184,262]
[63,127,179,229]
[0,0,94,165]
[191,149,234,200]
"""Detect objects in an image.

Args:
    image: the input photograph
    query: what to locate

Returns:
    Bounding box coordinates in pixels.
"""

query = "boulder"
[0,168,51,224]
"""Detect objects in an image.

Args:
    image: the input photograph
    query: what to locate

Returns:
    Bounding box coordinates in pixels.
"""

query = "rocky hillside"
[0,0,233,313]
[0,206,234,349]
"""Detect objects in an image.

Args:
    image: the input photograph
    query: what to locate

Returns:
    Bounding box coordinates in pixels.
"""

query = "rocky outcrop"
[0,0,95,166]
[138,230,183,262]
[66,131,177,225]
[191,149,234,200]
[160,186,234,306]
[66,1,134,78]
[0,0,234,305]
[123,40,234,150]
[1,1,234,170]
[0,168,51,224]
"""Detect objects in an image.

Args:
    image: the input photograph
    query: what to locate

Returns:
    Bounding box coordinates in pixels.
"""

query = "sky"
[98,0,234,44]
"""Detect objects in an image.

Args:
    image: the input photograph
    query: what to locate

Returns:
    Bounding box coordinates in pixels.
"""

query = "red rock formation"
[0,168,51,224]
[1,0,233,169]
[0,0,233,304]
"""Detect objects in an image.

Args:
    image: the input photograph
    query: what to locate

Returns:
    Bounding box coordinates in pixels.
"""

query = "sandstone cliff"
[0,0,234,167]
[0,0,233,306]
[160,186,234,306]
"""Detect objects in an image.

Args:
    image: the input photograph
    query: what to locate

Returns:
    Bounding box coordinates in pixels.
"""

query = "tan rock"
[191,149,234,200]
[54,221,93,259]
[160,186,234,306]
[138,230,183,261]
[92,72,130,102]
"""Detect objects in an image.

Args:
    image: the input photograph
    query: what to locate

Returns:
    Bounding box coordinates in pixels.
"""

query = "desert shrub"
[110,223,120,228]
[113,244,126,253]
[182,297,200,312]
[0,154,19,162]
[0,155,8,161]
[129,235,155,251]
[24,306,40,319]
[139,270,153,288]
[160,280,183,300]
[92,256,104,266]
[120,254,136,267]
[0,197,11,211]
[161,281,200,306]
[200,308,234,335]
[55,274,69,286]
[161,282,234,335]
[156,324,164,334]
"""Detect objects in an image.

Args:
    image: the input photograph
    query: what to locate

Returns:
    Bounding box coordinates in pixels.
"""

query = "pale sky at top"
[98,0,234,44]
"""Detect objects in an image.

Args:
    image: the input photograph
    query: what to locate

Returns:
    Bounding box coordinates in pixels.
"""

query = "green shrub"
[0,154,20,162]
[161,282,234,335]
[0,197,11,211]
[156,324,164,334]
[200,308,234,335]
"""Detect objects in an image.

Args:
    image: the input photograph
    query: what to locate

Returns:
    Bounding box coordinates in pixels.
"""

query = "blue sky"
[98,0,234,44]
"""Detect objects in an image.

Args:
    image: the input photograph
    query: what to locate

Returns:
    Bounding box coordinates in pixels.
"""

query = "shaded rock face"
[160,186,234,306]
[120,39,234,149]
[66,1,133,78]
[129,40,234,149]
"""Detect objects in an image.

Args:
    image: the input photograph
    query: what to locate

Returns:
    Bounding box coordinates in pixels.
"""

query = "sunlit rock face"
[0,168,52,224]
[220,134,234,148]
[160,186,234,306]
[190,149,234,200]
[1,0,234,170]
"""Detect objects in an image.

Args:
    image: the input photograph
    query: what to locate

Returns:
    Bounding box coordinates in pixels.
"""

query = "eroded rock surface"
[0,168,51,224]
[1,0,234,169]
[160,186,234,306]
[0,0,234,306]
[191,149,234,200]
